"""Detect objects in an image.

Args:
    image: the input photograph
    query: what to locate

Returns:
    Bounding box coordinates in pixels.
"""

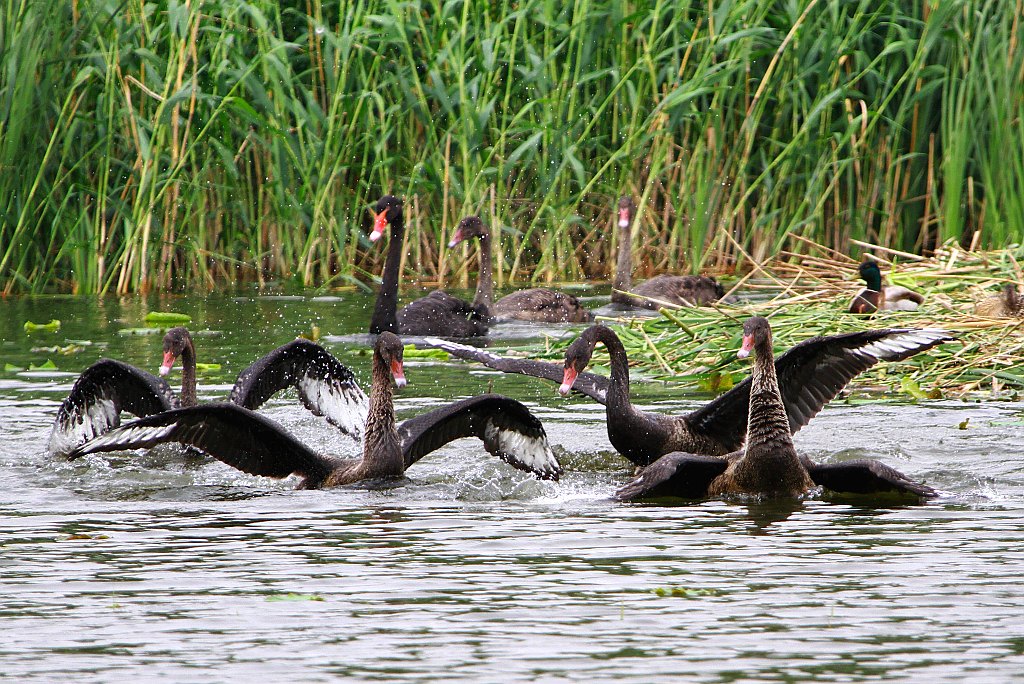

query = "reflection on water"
[2,292,1024,681]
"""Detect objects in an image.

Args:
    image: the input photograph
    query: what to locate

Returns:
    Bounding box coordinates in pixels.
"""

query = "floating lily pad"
[24,319,61,333]
[404,345,449,359]
[195,363,222,372]
[29,360,58,371]
[145,312,192,325]
[265,593,325,602]
[4,363,24,372]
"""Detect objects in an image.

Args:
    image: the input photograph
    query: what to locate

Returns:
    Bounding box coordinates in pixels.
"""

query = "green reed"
[1,0,1021,294]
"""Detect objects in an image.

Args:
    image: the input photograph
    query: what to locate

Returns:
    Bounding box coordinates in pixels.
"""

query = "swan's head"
[371,195,403,242]
[160,326,193,376]
[376,331,407,388]
[738,316,771,359]
[448,215,487,248]
[617,195,635,228]
[559,325,604,396]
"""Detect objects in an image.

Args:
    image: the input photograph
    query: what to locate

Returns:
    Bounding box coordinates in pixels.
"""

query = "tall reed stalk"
[1,0,1021,294]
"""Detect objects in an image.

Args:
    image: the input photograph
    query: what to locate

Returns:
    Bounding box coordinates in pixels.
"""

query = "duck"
[610,196,724,309]
[974,283,1023,318]
[66,333,561,487]
[425,323,952,467]
[614,317,937,501]
[447,216,593,323]
[48,329,368,457]
[849,260,924,314]
[368,196,489,338]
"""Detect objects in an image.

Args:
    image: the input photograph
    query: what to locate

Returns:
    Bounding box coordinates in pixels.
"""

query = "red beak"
[618,207,630,227]
[558,367,578,397]
[447,229,464,249]
[370,210,389,242]
[160,350,176,376]
[737,334,754,359]
[390,359,407,388]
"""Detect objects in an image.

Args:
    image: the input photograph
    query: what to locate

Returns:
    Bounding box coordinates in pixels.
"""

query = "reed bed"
[524,237,1024,398]
[1,0,1022,294]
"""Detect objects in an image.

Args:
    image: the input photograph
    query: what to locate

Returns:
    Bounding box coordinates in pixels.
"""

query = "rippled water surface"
[3,292,1024,682]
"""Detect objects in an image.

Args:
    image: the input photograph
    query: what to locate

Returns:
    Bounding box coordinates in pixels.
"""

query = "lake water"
[2,291,1023,682]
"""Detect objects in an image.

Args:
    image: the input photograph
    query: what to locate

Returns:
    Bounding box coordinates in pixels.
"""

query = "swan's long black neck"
[734,333,803,486]
[179,338,197,408]
[611,216,633,305]
[590,326,631,410]
[472,232,494,316]
[369,218,403,334]
[363,352,404,477]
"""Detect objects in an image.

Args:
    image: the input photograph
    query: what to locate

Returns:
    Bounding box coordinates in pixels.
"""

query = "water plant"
[1,0,1021,294]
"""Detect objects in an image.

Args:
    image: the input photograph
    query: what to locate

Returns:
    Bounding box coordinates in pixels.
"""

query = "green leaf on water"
[24,319,61,333]
[29,360,58,370]
[899,376,927,400]
[194,363,221,372]
[145,312,191,324]
[697,371,736,393]
[265,593,324,602]
[4,363,24,371]
[404,345,449,359]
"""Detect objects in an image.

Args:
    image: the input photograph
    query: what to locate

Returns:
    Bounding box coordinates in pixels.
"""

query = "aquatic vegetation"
[1,0,1021,293]
[513,242,1024,398]
[144,312,192,325]
[23,320,61,333]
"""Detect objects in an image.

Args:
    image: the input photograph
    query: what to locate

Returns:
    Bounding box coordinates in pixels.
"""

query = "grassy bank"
[1,0,1022,294]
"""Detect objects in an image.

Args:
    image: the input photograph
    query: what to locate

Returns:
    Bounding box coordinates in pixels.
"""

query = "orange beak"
[737,334,754,359]
[558,367,578,397]
[370,210,389,242]
[390,359,407,388]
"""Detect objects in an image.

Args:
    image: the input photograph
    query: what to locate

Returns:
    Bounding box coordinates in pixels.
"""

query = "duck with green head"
[849,260,923,314]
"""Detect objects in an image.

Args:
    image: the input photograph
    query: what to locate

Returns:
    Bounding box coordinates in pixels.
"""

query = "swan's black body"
[68,334,561,486]
[615,317,938,501]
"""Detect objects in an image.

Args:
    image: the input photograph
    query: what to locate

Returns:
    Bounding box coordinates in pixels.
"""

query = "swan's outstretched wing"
[66,403,340,485]
[48,359,178,458]
[806,459,937,499]
[614,452,729,501]
[397,395,560,480]
[684,329,954,453]
[422,337,609,404]
[229,339,368,440]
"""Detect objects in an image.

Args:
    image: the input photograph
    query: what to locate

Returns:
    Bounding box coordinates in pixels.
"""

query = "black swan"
[48,326,196,458]
[48,330,367,458]
[849,260,924,314]
[368,195,489,338]
[560,324,951,468]
[614,317,937,500]
[426,323,952,467]
[66,333,561,486]
[611,196,724,309]
[447,216,593,323]
[974,283,1022,317]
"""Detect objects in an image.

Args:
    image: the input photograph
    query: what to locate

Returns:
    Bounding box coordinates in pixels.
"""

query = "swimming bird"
[849,260,924,314]
[426,323,952,468]
[368,196,489,338]
[66,333,560,486]
[614,317,938,501]
[48,331,368,458]
[610,196,724,309]
[447,216,592,323]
